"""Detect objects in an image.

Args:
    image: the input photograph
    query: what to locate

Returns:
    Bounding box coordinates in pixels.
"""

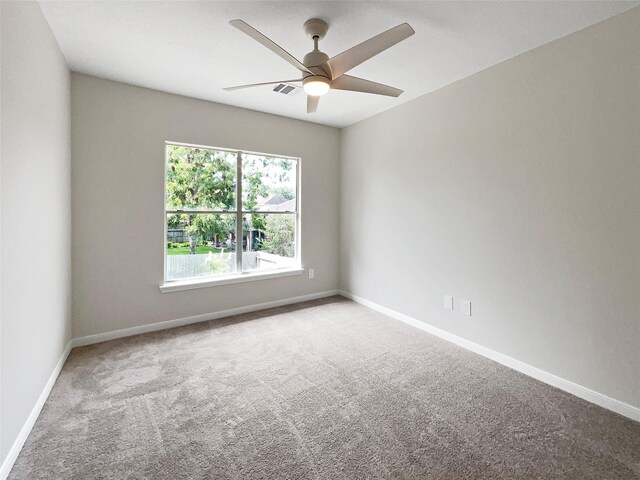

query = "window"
[164,142,300,288]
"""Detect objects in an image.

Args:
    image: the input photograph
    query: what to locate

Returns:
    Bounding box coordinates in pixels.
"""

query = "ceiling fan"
[223,18,415,113]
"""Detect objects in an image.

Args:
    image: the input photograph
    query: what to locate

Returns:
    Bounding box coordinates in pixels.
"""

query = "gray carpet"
[10,296,640,479]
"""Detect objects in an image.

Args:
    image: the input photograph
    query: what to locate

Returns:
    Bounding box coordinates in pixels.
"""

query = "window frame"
[161,141,302,292]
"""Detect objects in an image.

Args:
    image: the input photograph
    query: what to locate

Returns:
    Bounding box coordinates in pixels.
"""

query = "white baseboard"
[0,341,72,480]
[71,290,340,348]
[339,290,640,423]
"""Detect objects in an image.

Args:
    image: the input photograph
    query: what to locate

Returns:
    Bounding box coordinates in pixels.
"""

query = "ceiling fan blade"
[307,95,319,113]
[326,23,415,79]
[223,79,302,92]
[230,20,314,75]
[330,75,403,97]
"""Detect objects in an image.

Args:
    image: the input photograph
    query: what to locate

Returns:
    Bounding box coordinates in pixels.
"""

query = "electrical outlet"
[443,295,454,311]
[308,268,315,279]
[460,299,471,316]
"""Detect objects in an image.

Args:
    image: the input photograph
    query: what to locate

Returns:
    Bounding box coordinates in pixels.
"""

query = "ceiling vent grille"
[273,84,298,95]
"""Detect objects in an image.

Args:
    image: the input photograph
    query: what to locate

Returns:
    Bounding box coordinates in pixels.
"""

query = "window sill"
[159,268,304,293]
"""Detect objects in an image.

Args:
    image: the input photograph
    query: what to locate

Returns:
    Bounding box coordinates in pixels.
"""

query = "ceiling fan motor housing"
[303,51,331,78]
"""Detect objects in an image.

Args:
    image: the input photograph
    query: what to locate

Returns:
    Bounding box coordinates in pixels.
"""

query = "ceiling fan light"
[303,76,330,96]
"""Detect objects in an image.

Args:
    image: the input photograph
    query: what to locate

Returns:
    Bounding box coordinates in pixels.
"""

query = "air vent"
[273,84,298,95]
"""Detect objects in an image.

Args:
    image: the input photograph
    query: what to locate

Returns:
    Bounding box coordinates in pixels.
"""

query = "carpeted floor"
[10,296,640,479]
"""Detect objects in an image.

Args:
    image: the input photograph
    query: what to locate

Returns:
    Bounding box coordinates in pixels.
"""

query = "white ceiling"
[40,1,638,128]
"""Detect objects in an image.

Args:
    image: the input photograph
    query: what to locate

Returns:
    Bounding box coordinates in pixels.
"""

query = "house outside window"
[164,142,300,286]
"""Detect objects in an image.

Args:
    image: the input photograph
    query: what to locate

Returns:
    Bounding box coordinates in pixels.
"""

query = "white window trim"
[159,267,304,293]
[161,141,301,291]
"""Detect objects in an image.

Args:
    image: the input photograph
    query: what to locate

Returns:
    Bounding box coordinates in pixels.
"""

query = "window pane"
[166,213,237,280]
[242,154,296,212]
[242,213,296,272]
[166,145,237,211]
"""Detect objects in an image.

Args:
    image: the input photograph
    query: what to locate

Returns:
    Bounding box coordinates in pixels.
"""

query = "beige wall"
[1,1,72,462]
[340,8,640,408]
[71,74,340,338]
